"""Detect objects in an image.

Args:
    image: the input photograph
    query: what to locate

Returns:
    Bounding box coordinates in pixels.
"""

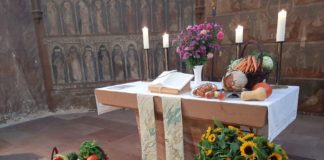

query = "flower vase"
[193,65,203,84]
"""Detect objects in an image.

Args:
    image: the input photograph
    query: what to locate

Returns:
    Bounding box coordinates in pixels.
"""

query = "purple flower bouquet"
[175,22,224,68]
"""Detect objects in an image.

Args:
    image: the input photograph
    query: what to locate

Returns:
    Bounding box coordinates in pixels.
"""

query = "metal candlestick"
[164,48,169,71]
[144,49,150,80]
[236,43,242,58]
[275,41,283,85]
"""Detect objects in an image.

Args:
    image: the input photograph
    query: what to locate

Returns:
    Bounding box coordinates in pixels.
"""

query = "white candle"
[276,9,287,42]
[162,33,169,48]
[142,27,149,49]
[235,25,244,43]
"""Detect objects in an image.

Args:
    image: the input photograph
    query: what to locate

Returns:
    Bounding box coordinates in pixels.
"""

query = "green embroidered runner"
[137,94,157,160]
[161,97,184,160]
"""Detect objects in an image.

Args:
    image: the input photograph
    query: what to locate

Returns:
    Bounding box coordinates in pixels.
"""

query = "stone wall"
[39,0,195,111]
[0,0,47,124]
[202,0,324,115]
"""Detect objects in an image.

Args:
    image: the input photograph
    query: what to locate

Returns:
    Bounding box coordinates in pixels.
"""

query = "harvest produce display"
[228,55,274,74]
[240,82,273,101]
[51,141,108,160]
[222,70,248,92]
[192,83,225,100]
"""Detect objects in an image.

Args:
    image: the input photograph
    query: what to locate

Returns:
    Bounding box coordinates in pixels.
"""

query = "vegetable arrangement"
[233,56,259,73]
[52,141,108,160]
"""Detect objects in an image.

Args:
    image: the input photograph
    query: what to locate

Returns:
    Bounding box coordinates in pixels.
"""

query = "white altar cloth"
[95,81,299,141]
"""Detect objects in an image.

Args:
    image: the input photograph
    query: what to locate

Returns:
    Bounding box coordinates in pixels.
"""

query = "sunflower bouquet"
[195,124,288,160]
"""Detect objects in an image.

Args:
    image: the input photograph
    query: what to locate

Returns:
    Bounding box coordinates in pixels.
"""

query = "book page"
[150,70,177,85]
[160,72,193,90]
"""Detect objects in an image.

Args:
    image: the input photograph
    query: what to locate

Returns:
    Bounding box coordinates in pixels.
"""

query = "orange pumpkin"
[252,82,272,97]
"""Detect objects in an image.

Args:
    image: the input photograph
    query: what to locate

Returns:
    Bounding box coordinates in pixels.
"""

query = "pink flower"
[200,30,208,35]
[207,53,214,59]
[217,31,224,40]
[186,25,192,30]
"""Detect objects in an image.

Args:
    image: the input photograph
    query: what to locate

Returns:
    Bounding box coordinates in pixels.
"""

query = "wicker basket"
[239,40,271,89]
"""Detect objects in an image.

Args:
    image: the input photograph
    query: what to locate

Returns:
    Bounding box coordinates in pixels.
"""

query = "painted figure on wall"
[169,45,180,70]
[83,46,97,82]
[52,46,66,84]
[154,43,164,76]
[126,44,140,79]
[67,46,82,82]
[98,45,112,80]
[112,45,125,80]
[46,0,59,35]
[169,0,178,31]
[140,0,150,27]
[154,0,164,32]
[94,0,107,33]
[62,1,76,35]
[78,0,91,35]
[109,0,121,33]
[124,0,136,33]
[182,0,193,29]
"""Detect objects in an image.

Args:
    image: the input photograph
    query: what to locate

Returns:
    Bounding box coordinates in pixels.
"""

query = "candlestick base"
[144,49,150,80]
[275,41,284,85]
[236,43,242,58]
[164,48,169,71]
[271,84,288,89]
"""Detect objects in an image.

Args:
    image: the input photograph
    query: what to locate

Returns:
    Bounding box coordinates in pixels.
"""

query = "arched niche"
[126,44,140,80]
[111,44,126,81]
[108,0,122,33]
[51,46,67,84]
[61,0,77,35]
[182,0,194,29]
[76,0,92,35]
[122,0,136,33]
[92,0,108,34]
[97,45,112,80]
[82,45,97,82]
[168,0,179,32]
[67,46,83,82]
[153,43,165,77]
[153,0,165,32]
[169,45,181,71]
[45,0,61,35]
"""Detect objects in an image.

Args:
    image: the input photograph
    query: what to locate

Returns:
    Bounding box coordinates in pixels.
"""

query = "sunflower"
[243,133,255,140]
[205,149,212,156]
[268,152,282,160]
[240,141,257,158]
[238,131,244,137]
[206,126,212,138]
[201,134,206,140]
[282,150,288,160]
[228,125,239,133]
[208,134,216,142]
[238,136,245,143]
[267,142,274,148]
[213,128,222,133]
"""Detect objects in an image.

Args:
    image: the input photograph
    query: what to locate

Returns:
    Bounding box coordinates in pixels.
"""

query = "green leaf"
[253,146,267,160]
[213,119,224,128]
[230,143,239,153]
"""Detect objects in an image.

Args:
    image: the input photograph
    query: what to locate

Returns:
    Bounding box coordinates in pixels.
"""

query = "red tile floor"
[0,109,323,160]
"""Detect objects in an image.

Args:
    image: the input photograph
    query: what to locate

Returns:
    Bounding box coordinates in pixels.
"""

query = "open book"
[148,70,193,95]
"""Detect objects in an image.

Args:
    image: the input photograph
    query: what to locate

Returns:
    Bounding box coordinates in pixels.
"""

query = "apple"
[217,92,225,100]
[53,154,68,160]
[214,91,219,98]
[205,91,214,99]
[53,157,63,160]
[87,154,99,160]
